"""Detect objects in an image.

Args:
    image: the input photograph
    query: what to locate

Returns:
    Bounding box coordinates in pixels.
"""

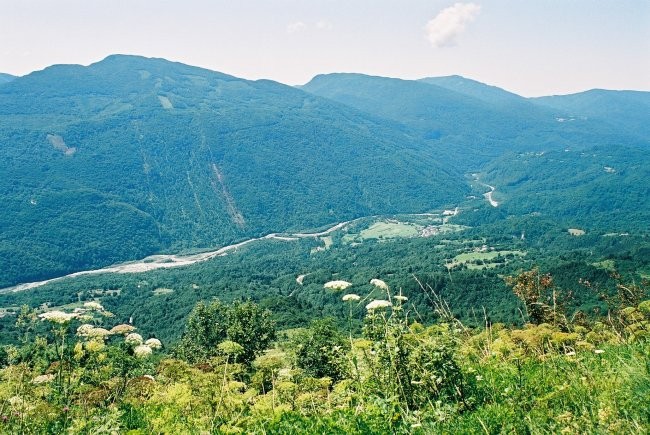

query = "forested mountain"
[302,74,648,170]
[532,89,650,139]
[480,147,650,231]
[0,73,16,84]
[1,58,649,434]
[0,55,465,287]
[1,57,648,289]
[419,75,529,107]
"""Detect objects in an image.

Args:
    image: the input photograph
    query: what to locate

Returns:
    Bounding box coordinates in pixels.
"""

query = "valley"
[0,55,648,435]
[0,209,471,294]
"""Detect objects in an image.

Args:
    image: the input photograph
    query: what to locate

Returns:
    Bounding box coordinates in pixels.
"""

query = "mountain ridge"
[0,55,467,287]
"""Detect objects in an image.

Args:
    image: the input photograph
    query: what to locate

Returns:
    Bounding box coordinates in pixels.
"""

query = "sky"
[1,0,649,97]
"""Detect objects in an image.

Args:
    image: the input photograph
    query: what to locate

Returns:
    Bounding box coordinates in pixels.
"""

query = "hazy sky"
[1,0,649,96]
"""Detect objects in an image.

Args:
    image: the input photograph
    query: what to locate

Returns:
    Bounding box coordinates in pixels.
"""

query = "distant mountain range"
[0,55,648,287]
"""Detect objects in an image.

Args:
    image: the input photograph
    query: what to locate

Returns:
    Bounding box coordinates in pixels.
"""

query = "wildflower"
[73,342,84,360]
[76,324,95,337]
[365,300,392,311]
[394,295,408,302]
[8,396,23,408]
[324,280,352,291]
[110,324,136,335]
[85,339,105,353]
[145,338,162,349]
[83,301,104,311]
[133,344,153,358]
[370,278,389,290]
[87,327,111,338]
[125,333,143,346]
[342,293,361,302]
[475,375,483,381]
[565,351,576,356]
[32,374,55,384]
[594,349,605,354]
[38,310,78,324]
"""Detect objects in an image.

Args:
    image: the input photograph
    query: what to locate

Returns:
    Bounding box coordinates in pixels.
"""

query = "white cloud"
[425,2,481,48]
[286,21,307,34]
[316,20,333,30]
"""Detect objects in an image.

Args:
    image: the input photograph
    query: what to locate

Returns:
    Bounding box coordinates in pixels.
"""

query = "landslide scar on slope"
[47,134,76,156]
[211,163,245,229]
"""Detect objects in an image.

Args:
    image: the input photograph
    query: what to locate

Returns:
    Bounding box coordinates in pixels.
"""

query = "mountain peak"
[419,75,525,105]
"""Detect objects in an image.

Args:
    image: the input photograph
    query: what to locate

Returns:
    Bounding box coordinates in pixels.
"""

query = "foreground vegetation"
[1,270,648,434]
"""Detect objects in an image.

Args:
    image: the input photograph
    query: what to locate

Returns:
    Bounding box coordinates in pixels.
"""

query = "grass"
[592,259,616,272]
[359,221,420,239]
[342,221,419,244]
[446,250,526,269]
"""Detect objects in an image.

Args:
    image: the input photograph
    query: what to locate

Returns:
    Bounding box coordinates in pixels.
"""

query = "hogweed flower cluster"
[370,279,389,291]
[38,311,78,324]
[83,301,104,311]
[342,294,361,302]
[324,280,353,291]
[365,300,392,311]
[110,324,136,335]
[31,374,55,384]
[134,345,153,358]
[145,338,162,349]
[125,333,144,346]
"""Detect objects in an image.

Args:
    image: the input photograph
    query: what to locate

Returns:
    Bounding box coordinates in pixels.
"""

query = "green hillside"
[532,89,650,139]
[478,147,650,231]
[303,74,648,171]
[0,73,15,84]
[0,55,466,287]
[419,75,531,107]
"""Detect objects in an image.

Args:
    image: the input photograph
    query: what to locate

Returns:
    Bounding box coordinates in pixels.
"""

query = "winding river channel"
[0,221,353,294]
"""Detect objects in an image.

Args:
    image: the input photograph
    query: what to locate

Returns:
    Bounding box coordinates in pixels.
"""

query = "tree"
[177,299,276,366]
[293,318,349,382]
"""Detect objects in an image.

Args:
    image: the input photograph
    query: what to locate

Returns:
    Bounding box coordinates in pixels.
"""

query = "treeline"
[1,218,647,347]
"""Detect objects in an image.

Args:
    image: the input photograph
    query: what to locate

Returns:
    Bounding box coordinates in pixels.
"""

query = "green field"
[446,250,526,269]
[360,221,419,239]
[342,220,420,244]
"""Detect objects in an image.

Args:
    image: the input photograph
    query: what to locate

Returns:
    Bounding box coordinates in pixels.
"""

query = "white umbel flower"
[365,300,392,311]
[394,295,408,302]
[342,294,361,302]
[110,324,136,335]
[370,279,389,291]
[83,301,104,311]
[32,374,55,384]
[324,280,352,291]
[38,310,78,324]
[133,344,153,358]
[77,324,96,337]
[125,333,143,346]
[145,338,162,349]
[87,327,111,338]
